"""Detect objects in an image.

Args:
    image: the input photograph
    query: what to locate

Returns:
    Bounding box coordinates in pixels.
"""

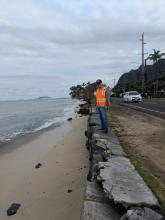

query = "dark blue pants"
[97,106,108,130]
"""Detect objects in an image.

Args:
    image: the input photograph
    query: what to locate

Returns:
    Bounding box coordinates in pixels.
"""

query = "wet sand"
[0,116,88,220]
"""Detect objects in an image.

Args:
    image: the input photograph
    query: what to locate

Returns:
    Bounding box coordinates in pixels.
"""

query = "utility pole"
[111,78,116,88]
[156,80,158,95]
[140,33,145,94]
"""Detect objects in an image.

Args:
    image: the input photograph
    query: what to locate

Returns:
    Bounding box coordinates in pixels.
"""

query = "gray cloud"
[0,0,165,99]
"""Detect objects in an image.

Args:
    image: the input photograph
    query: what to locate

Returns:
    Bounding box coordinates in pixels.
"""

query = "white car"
[123,91,142,103]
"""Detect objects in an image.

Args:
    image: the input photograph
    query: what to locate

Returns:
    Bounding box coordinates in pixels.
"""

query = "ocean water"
[0,98,79,143]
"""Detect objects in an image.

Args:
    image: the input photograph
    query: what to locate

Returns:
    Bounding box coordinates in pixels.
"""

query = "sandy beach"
[0,116,88,220]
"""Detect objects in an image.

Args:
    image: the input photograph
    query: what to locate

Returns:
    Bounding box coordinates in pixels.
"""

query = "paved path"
[113,98,165,119]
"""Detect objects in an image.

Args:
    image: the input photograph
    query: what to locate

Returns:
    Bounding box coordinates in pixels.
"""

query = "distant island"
[34,96,70,100]
[35,96,52,100]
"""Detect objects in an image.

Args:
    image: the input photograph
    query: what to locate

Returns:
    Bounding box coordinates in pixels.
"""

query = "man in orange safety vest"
[95,79,110,133]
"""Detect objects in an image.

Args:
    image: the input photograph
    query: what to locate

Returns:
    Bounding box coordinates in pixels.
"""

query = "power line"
[112,78,116,88]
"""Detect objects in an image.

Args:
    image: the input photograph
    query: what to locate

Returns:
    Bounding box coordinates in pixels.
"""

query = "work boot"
[104,129,108,134]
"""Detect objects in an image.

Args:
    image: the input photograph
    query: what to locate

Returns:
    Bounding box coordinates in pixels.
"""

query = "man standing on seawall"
[95,79,110,134]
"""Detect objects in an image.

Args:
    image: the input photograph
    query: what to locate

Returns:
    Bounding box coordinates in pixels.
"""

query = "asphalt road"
[113,97,165,119]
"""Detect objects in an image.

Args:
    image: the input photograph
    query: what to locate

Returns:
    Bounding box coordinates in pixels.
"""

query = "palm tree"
[149,49,164,63]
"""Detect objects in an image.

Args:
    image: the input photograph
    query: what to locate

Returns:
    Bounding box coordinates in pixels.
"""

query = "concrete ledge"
[98,157,159,208]
[85,181,108,203]
[81,200,121,220]
[107,141,126,156]
[82,109,163,219]
[121,207,163,220]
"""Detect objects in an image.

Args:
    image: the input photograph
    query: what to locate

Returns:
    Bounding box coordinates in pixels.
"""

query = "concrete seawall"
[81,105,163,220]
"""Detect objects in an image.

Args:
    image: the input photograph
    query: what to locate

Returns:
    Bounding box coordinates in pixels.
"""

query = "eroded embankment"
[81,105,163,220]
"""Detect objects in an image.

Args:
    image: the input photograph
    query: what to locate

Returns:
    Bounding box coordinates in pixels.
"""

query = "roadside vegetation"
[70,81,96,103]
[69,82,89,99]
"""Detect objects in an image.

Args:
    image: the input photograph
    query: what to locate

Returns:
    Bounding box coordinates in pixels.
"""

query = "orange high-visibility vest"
[96,86,107,107]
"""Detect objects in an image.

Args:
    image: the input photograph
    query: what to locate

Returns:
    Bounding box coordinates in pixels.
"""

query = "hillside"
[117,59,165,86]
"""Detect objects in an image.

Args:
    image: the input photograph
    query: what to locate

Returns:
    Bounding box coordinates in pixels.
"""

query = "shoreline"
[0,98,80,148]
[0,115,89,219]
[0,121,70,154]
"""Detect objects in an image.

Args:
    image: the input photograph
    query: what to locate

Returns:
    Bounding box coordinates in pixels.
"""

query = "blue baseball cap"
[96,79,102,84]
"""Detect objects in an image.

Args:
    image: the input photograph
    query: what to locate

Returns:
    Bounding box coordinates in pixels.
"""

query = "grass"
[122,142,165,215]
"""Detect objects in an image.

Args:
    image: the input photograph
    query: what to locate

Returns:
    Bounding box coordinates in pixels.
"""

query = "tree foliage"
[149,49,165,63]
[69,82,91,99]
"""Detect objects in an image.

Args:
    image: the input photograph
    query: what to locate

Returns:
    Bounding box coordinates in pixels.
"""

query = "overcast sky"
[0,0,165,100]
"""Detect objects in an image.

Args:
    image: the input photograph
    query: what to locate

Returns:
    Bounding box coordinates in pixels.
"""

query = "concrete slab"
[81,201,121,220]
[93,139,111,160]
[93,128,117,138]
[92,130,126,157]
[88,114,99,123]
[93,131,112,140]
[89,107,97,114]
[106,141,126,157]
[121,207,163,220]
[95,139,108,150]
[85,181,108,202]
[108,130,118,137]
[108,136,121,145]
[98,157,159,208]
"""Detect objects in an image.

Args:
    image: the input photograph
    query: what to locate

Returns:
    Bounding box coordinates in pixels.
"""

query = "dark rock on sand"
[35,163,42,168]
[7,203,21,216]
